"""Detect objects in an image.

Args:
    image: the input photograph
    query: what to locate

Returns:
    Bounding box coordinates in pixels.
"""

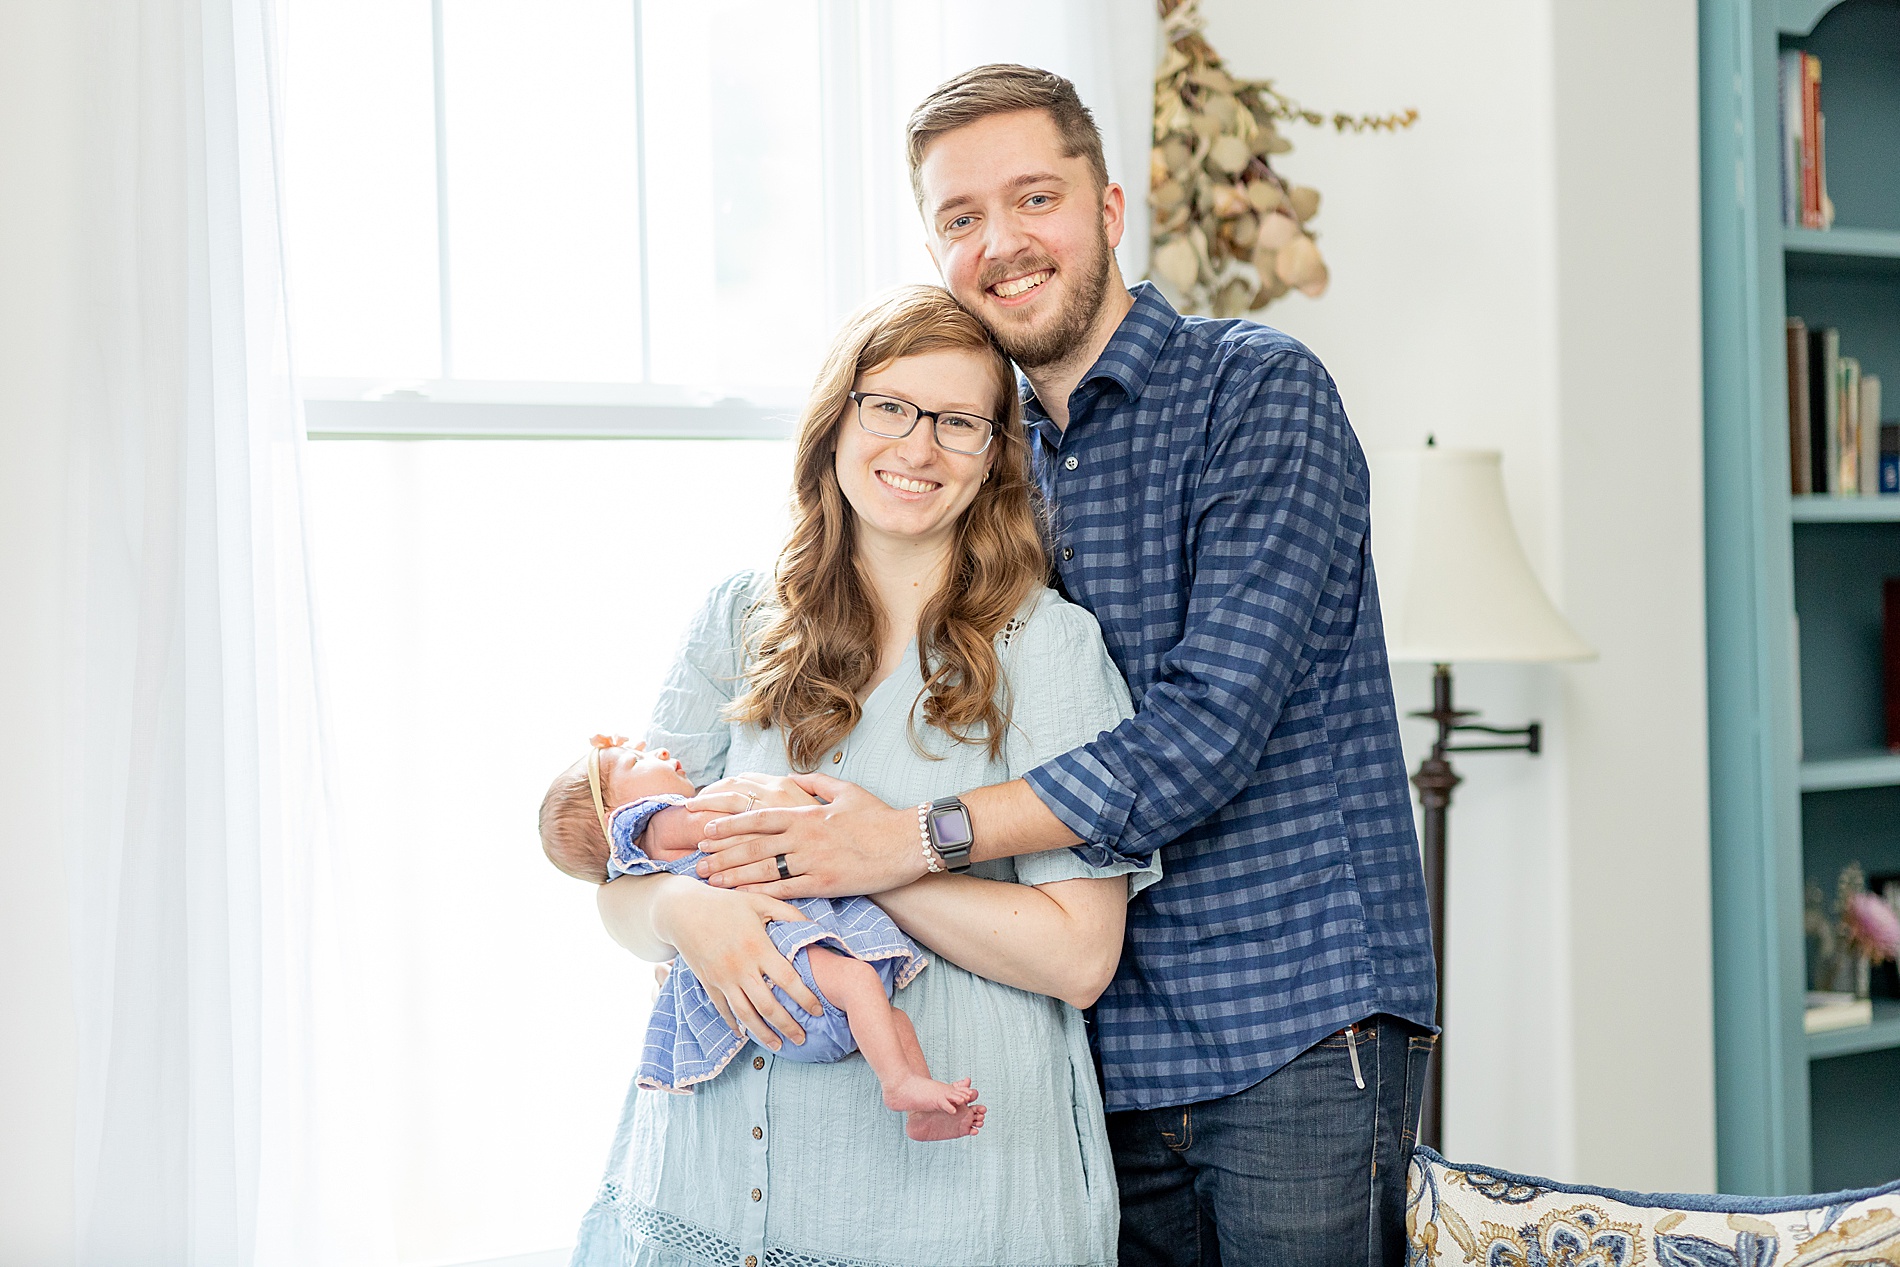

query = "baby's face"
[596,745,696,808]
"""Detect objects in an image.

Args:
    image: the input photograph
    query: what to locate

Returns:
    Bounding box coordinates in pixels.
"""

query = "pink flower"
[1844,892,1900,964]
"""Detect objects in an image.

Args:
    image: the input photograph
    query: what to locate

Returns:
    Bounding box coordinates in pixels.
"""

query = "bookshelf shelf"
[1799,751,1900,791]
[1779,0,1838,35]
[1782,226,1900,272]
[1809,1000,1900,1060]
[1790,496,1900,522]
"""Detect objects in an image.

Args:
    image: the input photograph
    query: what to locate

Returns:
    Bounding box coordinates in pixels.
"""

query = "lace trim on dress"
[604,1193,1110,1267]
[610,1190,739,1264]
[996,617,1027,649]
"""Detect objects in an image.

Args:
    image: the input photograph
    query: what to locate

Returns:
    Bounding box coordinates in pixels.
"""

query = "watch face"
[933,806,973,848]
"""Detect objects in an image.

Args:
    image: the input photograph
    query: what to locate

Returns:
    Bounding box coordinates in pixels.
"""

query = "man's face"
[917,109,1124,370]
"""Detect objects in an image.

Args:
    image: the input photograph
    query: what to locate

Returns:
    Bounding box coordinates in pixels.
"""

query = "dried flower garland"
[1150,0,1418,317]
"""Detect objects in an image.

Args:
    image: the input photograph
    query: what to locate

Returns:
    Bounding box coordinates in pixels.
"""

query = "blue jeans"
[1108,1016,1435,1267]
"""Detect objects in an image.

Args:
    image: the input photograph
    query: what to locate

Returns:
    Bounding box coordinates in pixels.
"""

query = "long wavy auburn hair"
[729,286,1047,770]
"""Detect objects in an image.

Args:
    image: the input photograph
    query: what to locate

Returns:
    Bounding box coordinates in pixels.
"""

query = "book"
[1808,326,1839,492]
[1860,376,1883,496]
[1818,111,1835,228]
[1883,422,1899,495]
[1839,356,1860,493]
[1780,51,1804,227]
[1887,578,1899,753]
[1802,53,1824,229]
[1805,991,1873,1032]
[1788,318,1812,494]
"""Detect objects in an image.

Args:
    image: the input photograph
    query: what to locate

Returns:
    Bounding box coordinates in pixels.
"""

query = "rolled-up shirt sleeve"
[999,597,1161,895]
[1023,348,1365,865]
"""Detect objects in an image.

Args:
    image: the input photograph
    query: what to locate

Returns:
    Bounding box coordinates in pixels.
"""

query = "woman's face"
[833,347,1000,559]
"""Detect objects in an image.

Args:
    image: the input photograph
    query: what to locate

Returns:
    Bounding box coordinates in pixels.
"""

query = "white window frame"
[300,0,878,444]
[301,388,796,441]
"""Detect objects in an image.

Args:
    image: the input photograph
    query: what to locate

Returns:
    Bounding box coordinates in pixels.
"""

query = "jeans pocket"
[1157,1107,1192,1152]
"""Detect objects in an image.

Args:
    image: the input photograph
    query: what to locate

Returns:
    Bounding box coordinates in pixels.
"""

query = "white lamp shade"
[1369,446,1595,664]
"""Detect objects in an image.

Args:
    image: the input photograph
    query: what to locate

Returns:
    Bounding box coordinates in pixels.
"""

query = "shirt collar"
[1021,282,1180,432]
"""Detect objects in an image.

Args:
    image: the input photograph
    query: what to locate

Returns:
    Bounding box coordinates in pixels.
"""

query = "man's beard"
[982,225,1113,371]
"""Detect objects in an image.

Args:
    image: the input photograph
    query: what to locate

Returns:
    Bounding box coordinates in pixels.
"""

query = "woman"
[573,286,1151,1267]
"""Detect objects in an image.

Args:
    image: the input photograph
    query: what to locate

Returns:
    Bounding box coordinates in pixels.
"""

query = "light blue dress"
[571,571,1157,1267]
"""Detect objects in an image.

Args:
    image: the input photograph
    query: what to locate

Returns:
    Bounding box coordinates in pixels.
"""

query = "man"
[696,64,1436,1266]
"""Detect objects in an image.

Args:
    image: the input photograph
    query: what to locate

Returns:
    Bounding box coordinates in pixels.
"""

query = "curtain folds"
[65,0,386,1262]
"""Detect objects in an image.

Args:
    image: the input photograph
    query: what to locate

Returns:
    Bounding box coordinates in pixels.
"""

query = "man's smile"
[990,270,1053,301]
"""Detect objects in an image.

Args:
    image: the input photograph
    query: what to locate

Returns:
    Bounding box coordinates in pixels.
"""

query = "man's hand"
[691,772,926,898]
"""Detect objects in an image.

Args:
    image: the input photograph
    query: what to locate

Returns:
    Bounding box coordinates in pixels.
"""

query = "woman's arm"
[872,874,1126,1010]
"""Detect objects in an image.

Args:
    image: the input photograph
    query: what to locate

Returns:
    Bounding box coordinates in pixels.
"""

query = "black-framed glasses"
[848,391,997,456]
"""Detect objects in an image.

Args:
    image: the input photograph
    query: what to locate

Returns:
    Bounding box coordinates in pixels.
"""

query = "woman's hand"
[685,772,822,818]
[651,880,825,1050]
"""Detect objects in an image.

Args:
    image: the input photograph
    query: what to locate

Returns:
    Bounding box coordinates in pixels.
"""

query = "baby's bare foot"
[882,1072,977,1116]
[906,1101,985,1142]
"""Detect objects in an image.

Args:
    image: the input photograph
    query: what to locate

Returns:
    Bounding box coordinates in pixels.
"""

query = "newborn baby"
[540,736,983,1141]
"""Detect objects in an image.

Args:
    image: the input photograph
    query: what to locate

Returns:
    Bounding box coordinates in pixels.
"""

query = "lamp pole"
[1411,662,1540,1151]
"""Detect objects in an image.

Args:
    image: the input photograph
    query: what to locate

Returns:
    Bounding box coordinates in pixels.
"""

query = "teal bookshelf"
[1703,0,1900,1197]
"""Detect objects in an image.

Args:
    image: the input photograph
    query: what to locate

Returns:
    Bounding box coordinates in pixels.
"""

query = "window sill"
[303,395,796,441]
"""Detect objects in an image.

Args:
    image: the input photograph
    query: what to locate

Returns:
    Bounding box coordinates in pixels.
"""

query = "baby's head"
[539,736,697,883]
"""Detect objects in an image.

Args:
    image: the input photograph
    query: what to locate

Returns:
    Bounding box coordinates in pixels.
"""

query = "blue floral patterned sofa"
[1407,1146,1900,1266]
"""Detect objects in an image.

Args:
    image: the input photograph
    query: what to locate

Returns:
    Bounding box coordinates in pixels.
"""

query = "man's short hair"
[905,64,1110,206]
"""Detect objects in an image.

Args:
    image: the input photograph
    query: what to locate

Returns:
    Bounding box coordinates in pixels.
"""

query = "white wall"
[0,0,80,1261]
[1198,0,1712,1189]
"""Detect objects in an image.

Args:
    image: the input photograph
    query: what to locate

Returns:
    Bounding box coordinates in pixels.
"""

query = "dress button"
[746,1258,758,1267]
[752,1055,765,1070]
[752,1126,763,1140]
[1061,546,1075,561]
[751,1188,763,1202]
[831,751,842,764]
[1064,455,1078,471]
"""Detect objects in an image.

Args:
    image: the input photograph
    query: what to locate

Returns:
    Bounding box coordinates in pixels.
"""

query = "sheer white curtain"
[64,0,386,1262]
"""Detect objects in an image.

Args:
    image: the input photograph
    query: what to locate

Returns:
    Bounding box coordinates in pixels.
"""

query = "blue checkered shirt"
[1021,282,1436,1112]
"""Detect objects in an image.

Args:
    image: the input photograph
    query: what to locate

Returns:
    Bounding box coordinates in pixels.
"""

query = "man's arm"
[698,347,1357,895]
[692,772,1074,894]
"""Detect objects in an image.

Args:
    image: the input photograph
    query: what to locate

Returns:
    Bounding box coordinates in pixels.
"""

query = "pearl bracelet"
[915,802,944,874]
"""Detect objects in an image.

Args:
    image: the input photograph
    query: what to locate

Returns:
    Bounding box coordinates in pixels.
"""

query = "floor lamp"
[1369,443,1594,1152]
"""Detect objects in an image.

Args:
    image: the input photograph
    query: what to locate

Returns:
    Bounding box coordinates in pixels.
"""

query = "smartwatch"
[924,795,975,873]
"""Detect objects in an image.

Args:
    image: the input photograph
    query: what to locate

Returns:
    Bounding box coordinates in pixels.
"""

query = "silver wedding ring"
[744,793,759,813]
[775,853,792,881]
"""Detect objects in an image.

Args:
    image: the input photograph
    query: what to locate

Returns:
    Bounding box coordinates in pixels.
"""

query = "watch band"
[924,795,975,873]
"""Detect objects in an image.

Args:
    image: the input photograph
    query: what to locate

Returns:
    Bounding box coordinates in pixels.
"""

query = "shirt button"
[1064,455,1079,471]
[751,1188,763,1202]
[1061,546,1075,561]
[752,1055,765,1070]
[752,1126,763,1140]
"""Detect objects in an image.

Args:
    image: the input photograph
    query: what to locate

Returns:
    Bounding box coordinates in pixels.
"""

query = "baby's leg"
[803,947,982,1140]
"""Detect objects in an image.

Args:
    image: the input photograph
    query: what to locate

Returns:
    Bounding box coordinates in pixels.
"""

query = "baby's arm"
[608,795,719,866]
[800,947,983,1141]
[640,803,721,860]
